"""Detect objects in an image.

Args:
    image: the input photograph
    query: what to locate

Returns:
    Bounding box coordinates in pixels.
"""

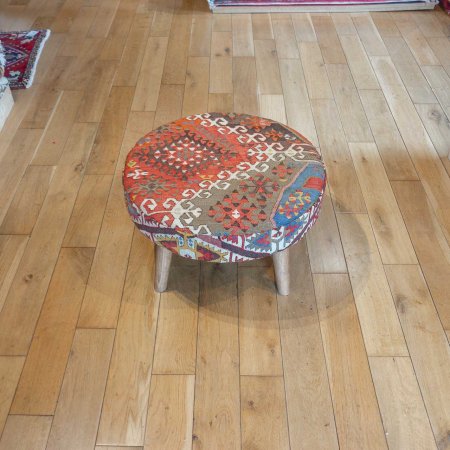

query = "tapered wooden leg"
[273,248,290,296]
[155,245,172,293]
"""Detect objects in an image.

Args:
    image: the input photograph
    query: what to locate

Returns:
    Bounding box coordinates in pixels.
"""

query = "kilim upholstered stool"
[123,113,326,295]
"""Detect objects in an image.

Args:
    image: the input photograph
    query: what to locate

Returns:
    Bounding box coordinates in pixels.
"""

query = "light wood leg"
[155,245,172,293]
[273,248,290,296]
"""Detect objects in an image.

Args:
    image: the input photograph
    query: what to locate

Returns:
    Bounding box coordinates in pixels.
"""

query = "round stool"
[123,113,326,295]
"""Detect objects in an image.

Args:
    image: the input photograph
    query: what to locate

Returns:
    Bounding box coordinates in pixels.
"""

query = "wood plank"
[372,55,450,244]
[145,375,195,450]
[150,1,174,37]
[385,265,450,449]
[208,93,233,112]
[337,213,408,356]
[0,356,25,434]
[87,0,120,38]
[239,267,283,376]
[161,3,192,85]
[209,31,232,94]
[311,14,346,64]
[306,190,347,274]
[254,39,282,95]
[0,166,54,235]
[58,38,106,91]
[31,90,82,165]
[421,65,450,114]
[233,57,258,115]
[232,14,254,57]
[63,174,113,248]
[352,13,388,56]
[426,37,450,75]
[0,129,43,225]
[0,123,97,355]
[278,58,318,146]
[153,84,184,128]
[131,37,169,112]
[192,263,240,450]
[182,57,209,116]
[46,329,115,450]
[0,236,28,313]
[332,13,357,35]
[86,86,135,175]
[313,273,388,449]
[339,34,379,90]
[251,13,273,39]
[349,142,417,264]
[259,94,286,123]
[359,89,418,181]
[271,14,299,59]
[78,112,153,328]
[189,0,212,57]
[391,180,450,333]
[415,103,450,159]
[311,98,366,213]
[384,36,437,104]
[77,59,119,122]
[292,13,316,42]
[371,12,400,38]
[114,12,153,87]
[10,248,94,415]
[299,42,333,100]
[240,376,290,450]
[152,264,199,374]
[0,415,52,450]
[96,230,159,446]
[213,12,231,32]
[58,5,99,56]
[369,357,437,450]
[100,0,139,61]
[278,241,339,450]
[326,64,372,142]
[394,13,440,65]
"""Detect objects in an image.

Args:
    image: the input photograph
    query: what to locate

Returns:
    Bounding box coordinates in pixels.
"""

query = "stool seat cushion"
[123,113,326,262]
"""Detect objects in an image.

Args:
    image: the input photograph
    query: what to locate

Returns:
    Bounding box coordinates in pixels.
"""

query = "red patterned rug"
[0,30,50,89]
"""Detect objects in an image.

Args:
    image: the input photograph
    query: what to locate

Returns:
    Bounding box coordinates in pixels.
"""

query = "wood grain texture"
[241,376,290,450]
[0,415,52,450]
[193,263,240,450]
[314,274,388,449]
[370,356,437,450]
[385,265,450,450]
[11,248,94,415]
[348,142,417,264]
[278,242,339,450]
[239,267,283,376]
[152,264,199,375]
[0,123,97,355]
[145,375,195,450]
[337,213,407,356]
[0,357,25,435]
[0,4,449,448]
[46,329,115,450]
[96,230,159,446]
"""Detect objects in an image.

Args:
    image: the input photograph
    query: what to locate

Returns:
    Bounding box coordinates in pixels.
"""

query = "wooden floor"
[0,1,450,449]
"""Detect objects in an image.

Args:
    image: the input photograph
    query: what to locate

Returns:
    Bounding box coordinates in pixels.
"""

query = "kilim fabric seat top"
[123,113,326,262]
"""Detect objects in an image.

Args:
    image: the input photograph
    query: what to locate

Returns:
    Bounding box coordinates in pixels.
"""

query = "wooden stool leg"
[273,248,290,296]
[155,245,172,293]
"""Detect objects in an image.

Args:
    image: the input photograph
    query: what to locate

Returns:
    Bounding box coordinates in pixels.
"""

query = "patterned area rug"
[0,30,50,89]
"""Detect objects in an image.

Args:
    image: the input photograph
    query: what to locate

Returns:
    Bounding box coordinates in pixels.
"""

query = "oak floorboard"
[46,329,115,450]
[10,248,94,415]
[385,265,450,449]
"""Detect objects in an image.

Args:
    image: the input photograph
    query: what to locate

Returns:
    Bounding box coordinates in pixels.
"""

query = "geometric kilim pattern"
[123,113,326,262]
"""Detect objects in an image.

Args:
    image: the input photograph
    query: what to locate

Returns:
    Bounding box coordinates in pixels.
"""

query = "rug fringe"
[23,29,51,89]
